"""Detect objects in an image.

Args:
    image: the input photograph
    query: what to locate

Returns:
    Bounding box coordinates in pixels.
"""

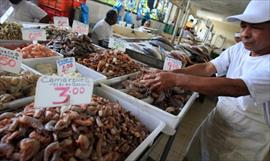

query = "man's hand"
[141,67,162,74]
[140,72,179,91]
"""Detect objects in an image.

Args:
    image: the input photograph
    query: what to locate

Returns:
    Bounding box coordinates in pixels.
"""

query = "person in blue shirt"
[124,11,133,26]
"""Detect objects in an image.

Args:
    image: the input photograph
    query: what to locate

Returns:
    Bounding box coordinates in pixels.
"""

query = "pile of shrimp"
[77,50,141,78]
[0,96,149,161]
[16,44,55,59]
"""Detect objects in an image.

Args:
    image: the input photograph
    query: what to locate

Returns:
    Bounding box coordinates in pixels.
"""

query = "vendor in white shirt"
[137,20,151,32]
[141,0,270,160]
[8,0,49,23]
[91,10,118,47]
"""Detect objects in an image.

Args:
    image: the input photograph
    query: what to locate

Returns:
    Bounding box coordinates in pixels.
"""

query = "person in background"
[185,19,194,30]
[137,20,151,32]
[141,0,270,160]
[124,11,133,27]
[143,20,151,28]
[8,0,49,23]
[91,10,118,47]
[181,26,194,40]
[234,32,242,43]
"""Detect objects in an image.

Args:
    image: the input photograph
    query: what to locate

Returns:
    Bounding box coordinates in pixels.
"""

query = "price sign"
[72,20,89,35]
[22,29,46,41]
[163,57,182,71]
[108,37,127,52]
[53,16,69,27]
[35,76,94,108]
[0,47,22,73]
[56,57,76,75]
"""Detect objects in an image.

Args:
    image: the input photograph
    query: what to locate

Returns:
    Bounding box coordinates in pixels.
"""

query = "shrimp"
[19,138,40,161]
[29,131,52,144]
[0,143,14,158]
[76,134,90,150]
[45,120,56,132]
[44,141,60,161]
[0,112,15,121]
[18,116,44,131]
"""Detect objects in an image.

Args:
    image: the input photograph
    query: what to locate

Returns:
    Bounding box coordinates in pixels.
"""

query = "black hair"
[105,10,118,20]
[9,0,22,4]
[105,9,118,25]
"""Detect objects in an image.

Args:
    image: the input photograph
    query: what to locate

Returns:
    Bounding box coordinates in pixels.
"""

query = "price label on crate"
[56,57,76,75]
[72,20,89,35]
[22,29,46,41]
[0,47,22,73]
[163,57,182,71]
[34,76,94,108]
[108,37,127,52]
[53,16,69,27]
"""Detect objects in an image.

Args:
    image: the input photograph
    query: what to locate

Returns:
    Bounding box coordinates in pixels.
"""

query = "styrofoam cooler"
[98,83,198,135]
[22,57,107,82]
[94,84,165,161]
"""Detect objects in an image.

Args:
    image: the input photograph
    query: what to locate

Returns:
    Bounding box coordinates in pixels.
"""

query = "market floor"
[147,96,217,161]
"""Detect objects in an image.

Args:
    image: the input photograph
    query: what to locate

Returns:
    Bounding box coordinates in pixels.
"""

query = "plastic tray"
[22,49,63,63]
[94,84,165,161]
[0,64,41,113]
[99,71,140,85]
[22,57,107,82]
[0,40,48,50]
[98,82,198,135]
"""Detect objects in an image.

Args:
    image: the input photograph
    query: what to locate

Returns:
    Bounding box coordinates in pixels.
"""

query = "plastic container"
[23,57,107,82]
[99,71,140,85]
[0,64,41,113]
[98,82,198,135]
[21,47,63,63]
[94,84,165,161]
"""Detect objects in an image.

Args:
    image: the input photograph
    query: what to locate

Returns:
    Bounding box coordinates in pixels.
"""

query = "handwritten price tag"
[108,37,127,52]
[53,16,69,27]
[72,20,89,35]
[35,76,94,108]
[163,57,182,71]
[0,47,22,73]
[22,29,46,41]
[56,57,76,75]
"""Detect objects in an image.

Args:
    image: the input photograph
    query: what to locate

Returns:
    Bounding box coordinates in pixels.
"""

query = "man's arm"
[175,74,249,97]
[142,72,249,97]
[173,62,217,77]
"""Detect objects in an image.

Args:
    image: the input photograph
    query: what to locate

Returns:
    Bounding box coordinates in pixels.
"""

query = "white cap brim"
[227,14,270,24]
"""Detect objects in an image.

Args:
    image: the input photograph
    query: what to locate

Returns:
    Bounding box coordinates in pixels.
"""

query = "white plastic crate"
[22,49,63,63]
[98,83,198,135]
[0,64,41,112]
[22,57,107,82]
[94,84,165,161]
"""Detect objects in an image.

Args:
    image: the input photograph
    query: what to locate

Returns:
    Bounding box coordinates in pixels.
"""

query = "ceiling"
[191,0,250,16]
[171,0,250,17]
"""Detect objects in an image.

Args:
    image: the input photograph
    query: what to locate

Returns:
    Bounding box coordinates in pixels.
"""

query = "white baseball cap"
[227,0,270,23]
